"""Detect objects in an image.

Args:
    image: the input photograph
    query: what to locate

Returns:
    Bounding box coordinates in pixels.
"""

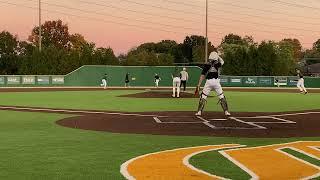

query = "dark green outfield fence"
[0,65,320,88]
[64,66,201,87]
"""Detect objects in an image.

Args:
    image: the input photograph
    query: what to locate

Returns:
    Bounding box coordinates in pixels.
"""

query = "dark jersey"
[155,75,160,80]
[125,74,129,82]
[297,72,303,78]
[102,75,107,81]
[201,61,222,79]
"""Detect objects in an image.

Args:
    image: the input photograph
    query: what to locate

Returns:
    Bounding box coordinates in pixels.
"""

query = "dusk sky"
[1,0,320,55]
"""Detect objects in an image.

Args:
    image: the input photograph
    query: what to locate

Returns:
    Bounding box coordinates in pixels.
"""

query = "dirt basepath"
[0,105,319,138]
[56,111,320,138]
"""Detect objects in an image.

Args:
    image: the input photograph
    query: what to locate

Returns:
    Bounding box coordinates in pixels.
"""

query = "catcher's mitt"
[194,86,200,97]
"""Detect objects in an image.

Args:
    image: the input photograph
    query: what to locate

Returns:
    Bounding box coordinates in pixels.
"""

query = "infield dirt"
[1,88,319,138]
[56,110,320,138]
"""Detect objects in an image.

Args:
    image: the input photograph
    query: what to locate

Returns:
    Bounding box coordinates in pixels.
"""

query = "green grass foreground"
[0,90,319,112]
[1,110,319,179]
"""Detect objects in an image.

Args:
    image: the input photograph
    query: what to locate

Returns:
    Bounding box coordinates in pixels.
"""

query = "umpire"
[180,68,189,91]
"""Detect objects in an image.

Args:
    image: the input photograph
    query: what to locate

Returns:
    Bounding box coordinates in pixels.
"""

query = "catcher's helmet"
[209,52,219,61]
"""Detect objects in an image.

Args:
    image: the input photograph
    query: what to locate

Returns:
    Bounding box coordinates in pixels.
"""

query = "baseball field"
[0,88,320,179]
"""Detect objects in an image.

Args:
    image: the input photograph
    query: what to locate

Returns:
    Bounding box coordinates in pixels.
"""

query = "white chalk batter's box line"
[0,105,319,130]
[153,114,300,130]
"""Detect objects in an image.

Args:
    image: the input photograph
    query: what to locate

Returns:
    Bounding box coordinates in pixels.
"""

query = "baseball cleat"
[224,111,231,116]
[195,112,202,116]
[304,92,308,95]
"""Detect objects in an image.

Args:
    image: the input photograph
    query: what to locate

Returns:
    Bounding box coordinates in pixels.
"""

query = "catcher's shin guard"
[219,97,229,113]
[197,97,207,113]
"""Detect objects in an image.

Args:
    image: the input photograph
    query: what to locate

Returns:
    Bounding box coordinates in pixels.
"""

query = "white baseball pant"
[155,79,160,87]
[172,77,181,97]
[101,79,107,89]
[201,78,224,99]
[297,78,307,92]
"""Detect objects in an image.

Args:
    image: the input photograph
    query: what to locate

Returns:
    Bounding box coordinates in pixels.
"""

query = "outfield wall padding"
[64,66,202,87]
[1,65,320,88]
[0,75,64,87]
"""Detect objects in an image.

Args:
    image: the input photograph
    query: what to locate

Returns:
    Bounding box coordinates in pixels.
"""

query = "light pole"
[39,0,42,52]
[205,0,208,63]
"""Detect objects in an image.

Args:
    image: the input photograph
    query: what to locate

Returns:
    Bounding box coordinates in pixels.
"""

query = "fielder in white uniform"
[195,51,231,116]
[172,67,181,98]
[296,69,308,94]
[100,74,108,89]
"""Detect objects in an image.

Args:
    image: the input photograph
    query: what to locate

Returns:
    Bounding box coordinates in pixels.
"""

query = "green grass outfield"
[0,90,319,112]
[0,90,320,179]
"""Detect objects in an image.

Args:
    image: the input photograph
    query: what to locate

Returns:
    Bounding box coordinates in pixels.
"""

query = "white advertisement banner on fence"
[7,76,21,84]
[22,76,35,85]
[52,76,64,84]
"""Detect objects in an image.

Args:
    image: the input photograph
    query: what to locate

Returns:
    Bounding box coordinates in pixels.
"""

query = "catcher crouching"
[195,51,231,117]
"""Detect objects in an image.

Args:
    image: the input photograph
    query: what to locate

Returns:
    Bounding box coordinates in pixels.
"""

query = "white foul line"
[257,117,296,124]
[209,118,227,121]
[239,112,320,119]
[196,116,217,129]
[153,117,162,123]
[203,121,217,129]
[0,106,165,118]
[157,115,298,130]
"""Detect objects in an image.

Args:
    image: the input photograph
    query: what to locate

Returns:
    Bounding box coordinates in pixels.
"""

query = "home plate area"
[56,110,320,138]
[153,115,297,130]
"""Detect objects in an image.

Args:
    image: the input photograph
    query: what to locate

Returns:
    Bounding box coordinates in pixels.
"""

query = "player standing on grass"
[296,69,308,94]
[172,67,181,98]
[154,74,161,88]
[195,51,231,116]
[100,73,108,89]
[180,68,189,91]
